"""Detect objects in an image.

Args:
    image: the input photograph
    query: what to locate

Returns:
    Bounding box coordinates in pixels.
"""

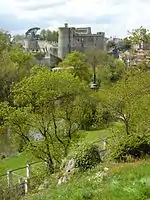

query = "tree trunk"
[46,157,54,174]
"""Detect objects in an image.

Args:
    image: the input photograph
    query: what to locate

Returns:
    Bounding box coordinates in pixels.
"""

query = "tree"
[13,34,25,42]
[128,26,150,48]
[0,30,11,54]
[100,70,150,160]
[101,70,150,135]
[0,31,35,154]
[1,68,92,172]
[122,37,132,51]
[0,31,34,102]
[59,51,91,82]
[95,55,125,85]
[40,29,58,42]
[106,40,116,50]
[9,44,34,81]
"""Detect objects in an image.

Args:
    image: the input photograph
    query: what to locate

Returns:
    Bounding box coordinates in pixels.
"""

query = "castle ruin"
[18,23,106,65]
[58,23,105,59]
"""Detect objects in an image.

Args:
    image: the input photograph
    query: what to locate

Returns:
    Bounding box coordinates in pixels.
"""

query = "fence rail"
[0,138,108,199]
[0,160,43,199]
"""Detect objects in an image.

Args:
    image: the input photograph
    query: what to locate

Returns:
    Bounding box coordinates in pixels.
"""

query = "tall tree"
[100,70,150,136]
[85,50,125,86]
[0,31,34,102]
[59,51,91,82]
[40,29,58,42]
[1,68,92,172]
[128,26,150,48]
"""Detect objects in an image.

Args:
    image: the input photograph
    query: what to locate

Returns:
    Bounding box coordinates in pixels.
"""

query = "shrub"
[108,131,150,161]
[71,141,102,171]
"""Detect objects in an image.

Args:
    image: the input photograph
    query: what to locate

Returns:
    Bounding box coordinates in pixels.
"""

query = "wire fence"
[0,161,43,200]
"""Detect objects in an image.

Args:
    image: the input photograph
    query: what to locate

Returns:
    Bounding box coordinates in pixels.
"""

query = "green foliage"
[70,141,101,170]
[122,37,132,51]
[106,40,116,50]
[108,131,150,161]
[39,29,58,42]
[85,50,125,85]
[97,57,125,85]
[136,60,149,71]
[9,44,34,69]
[128,26,150,46]
[1,68,93,172]
[59,51,91,82]
[0,30,11,53]
[79,92,103,130]
[100,70,150,160]
[0,33,34,102]
[100,70,150,135]
[0,153,29,175]
[27,160,150,200]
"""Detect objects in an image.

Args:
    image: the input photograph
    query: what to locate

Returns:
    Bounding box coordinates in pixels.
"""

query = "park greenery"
[0,27,150,199]
[13,29,58,43]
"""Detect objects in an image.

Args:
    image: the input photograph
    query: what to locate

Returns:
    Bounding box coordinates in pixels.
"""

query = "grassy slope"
[1,125,150,199]
[27,123,150,200]
[28,159,150,200]
[0,153,29,175]
[0,125,113,175]
[83,122,123,142]
[0,152,40,177]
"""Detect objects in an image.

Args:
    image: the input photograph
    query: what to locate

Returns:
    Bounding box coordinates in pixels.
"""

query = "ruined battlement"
[58,23,105,59]
[18,23,106,65]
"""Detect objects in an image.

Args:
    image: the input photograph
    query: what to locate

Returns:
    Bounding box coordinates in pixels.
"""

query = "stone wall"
[58,23,105,59]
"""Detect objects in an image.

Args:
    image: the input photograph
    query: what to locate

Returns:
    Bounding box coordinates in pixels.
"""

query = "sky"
[0,0,150,38]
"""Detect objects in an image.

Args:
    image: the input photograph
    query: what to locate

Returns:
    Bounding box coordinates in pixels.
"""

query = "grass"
[82,122,123,142]
[27,159,150,200]
[0,151,41,182]
[1,123,150,200]
[0,153,29,175]
[0,125,113,176]
[84,128,111,142]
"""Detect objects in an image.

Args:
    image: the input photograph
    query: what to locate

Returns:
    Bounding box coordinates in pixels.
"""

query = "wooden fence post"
[26,164,31,179]
[25,164,31,193]
[103,138,107,150]
[24,178,30,194]
[7,170,13,187]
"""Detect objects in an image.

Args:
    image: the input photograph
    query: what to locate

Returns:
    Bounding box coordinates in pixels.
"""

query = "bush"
[108,131,150,161]
[71,141,102,171]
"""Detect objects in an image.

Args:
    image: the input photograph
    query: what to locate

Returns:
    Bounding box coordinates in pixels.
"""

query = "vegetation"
[0,26,150,200]
[27,160,150,200]
[39,29,58,42]
[128,26,150,47]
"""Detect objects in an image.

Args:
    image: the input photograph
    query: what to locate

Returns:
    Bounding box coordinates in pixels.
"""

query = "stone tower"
[58,23,105,59]
[58,23,72,59]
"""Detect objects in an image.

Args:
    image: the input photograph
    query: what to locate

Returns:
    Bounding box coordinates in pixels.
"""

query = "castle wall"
[58,24,105,59]
[73,34,105,52]
[58,24,71,59]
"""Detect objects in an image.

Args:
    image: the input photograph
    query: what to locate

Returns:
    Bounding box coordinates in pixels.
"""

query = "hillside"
[26,159,150,200]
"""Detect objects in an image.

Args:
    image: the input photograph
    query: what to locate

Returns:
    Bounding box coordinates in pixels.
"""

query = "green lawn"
[84,128,111,141]
[0,153,29,175]
[0,152,41,178]
[82,122,123,142]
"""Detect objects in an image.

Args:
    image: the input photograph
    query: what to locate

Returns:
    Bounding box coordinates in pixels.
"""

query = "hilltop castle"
[58,23,105,59]
[18,23,106,65]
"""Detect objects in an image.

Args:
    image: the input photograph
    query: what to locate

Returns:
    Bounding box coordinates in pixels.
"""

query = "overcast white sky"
[0,0,150,37]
